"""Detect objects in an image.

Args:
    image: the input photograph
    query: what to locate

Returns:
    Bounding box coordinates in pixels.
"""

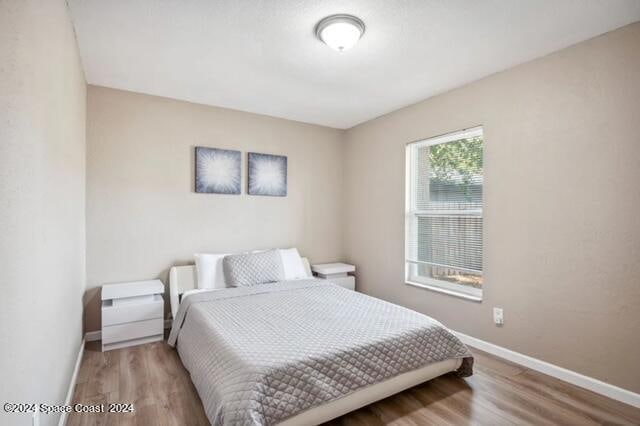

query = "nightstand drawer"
[326,276,355,291]
[102,318,163,345]
[102,295,163,326]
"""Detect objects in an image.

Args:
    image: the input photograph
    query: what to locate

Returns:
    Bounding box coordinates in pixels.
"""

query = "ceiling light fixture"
[315,14,365,52]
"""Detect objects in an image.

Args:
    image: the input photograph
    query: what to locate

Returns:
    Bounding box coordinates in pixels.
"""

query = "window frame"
[404,126,484,302]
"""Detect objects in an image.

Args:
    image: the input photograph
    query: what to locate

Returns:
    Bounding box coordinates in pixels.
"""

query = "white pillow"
[194,253,227,289]
[279,248,309,280]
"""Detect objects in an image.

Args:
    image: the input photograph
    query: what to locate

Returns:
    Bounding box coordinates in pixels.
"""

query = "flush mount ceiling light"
[315,14,365,52]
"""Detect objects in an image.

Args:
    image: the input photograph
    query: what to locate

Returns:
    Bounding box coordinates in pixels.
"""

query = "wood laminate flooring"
[69,340,640,425]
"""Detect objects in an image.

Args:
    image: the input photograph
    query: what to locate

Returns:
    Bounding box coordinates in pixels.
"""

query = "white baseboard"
[454,331,640,409]
[59,338,85,426]
[85,319,173,342]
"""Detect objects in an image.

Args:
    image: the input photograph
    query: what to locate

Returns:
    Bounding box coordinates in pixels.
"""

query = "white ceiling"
[68,1,640,129]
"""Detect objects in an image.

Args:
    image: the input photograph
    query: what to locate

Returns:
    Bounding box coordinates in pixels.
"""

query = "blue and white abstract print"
[195,147,241,194]
[248,153,287,197]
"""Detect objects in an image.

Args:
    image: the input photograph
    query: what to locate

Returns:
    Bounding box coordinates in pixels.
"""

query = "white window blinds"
[405,127,484,299]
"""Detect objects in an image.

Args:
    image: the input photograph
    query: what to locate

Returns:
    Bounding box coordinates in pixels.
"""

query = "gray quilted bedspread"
[168,280,473,425]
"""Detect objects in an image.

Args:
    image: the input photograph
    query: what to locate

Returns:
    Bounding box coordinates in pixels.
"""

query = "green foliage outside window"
[429,137,483,182]
[429,137,483,200]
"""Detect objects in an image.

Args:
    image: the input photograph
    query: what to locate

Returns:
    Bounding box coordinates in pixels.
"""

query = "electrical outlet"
[493,307,504,326]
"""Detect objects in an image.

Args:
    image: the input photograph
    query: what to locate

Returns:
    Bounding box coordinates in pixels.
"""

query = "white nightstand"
[311,263,356,291]
[101,280,165,352]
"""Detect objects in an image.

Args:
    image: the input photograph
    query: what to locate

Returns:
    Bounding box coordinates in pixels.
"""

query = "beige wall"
[85,86,345,331]
[343,23,640,393]
[0,1,87,425]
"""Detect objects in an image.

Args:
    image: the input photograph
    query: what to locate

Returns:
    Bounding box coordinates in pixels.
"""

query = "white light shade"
[316,15,365,52]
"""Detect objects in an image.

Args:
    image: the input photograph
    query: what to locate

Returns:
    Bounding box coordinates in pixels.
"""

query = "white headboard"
[169,265,197,319]
[169,257,312,319]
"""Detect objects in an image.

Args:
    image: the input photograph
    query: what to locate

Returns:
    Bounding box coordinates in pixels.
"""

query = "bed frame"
[168,258,461,425]
[280,358,461,425]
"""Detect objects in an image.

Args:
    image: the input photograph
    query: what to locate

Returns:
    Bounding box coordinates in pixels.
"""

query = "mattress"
[168,280,473,425]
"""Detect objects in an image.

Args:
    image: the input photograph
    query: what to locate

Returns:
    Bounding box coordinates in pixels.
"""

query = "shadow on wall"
[82,260,196,333]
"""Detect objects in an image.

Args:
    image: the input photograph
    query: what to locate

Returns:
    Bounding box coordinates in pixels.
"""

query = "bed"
[168,261,473,425]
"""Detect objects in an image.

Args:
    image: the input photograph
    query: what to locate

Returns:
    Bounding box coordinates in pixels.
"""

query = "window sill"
[405,280,483,302]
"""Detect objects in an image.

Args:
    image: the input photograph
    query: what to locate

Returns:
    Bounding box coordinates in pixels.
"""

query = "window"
[405,127,484,300]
